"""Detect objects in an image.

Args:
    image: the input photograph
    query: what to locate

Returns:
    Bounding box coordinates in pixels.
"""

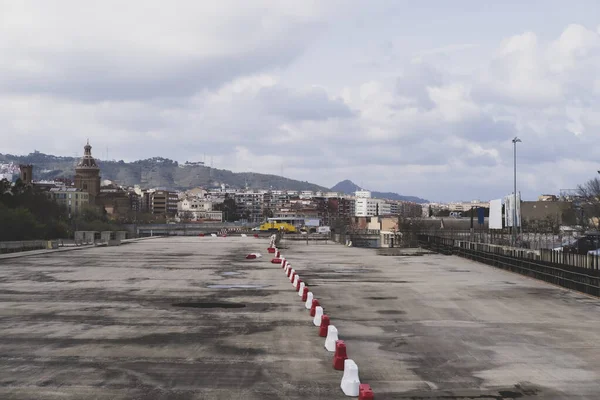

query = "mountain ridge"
[0,151,328,192]
[331,179,428,203]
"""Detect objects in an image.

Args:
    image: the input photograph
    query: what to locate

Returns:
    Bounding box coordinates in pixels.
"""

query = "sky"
[1,0,600,202]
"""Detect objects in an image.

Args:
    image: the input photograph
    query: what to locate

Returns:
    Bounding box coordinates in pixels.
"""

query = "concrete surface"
[2,237,600,399]
[0,237,342,400]
[283,240,600,399]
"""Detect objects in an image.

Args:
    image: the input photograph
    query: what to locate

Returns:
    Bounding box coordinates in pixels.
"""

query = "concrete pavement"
[2,236,600,399]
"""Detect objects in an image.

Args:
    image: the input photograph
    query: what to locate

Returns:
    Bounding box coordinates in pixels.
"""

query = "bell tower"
[74,140,101,201]
[19,164,33,184]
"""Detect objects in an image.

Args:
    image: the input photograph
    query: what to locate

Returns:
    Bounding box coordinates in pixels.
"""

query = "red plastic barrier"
[267,248,276,254]
[310,299,320,317]
[301,286,309,301]
[198,233,205,237]
[245,254,257,259]
[333,340,348,370]
[254,234,259,238]
[271,258,282,264]
[295,279,302,292]
[276,251,280,258]
[319,315,330,337]
[359,384,374,400]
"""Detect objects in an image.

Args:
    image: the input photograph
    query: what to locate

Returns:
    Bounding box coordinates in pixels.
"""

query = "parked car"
[562,233,600,255]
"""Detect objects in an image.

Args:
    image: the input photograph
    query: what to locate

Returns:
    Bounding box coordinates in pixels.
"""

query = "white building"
[178,198,213,212]
[355,190,372,199]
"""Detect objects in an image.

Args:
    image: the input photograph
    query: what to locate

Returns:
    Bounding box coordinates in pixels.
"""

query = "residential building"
[355,197,390,217]
[234,191,268,223]
[143,189,179,215]
[538,194,559,202]
[47,187,89,216]
[178,197,213,212]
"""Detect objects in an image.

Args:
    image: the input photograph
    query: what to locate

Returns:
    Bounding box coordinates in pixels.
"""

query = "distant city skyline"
[1,1,599,202]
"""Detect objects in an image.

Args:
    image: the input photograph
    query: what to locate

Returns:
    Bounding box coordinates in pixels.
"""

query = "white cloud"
[427,84,479,122]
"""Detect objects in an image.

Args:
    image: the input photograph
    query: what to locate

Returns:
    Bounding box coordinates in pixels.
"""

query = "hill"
[331,179,428,203]
[0,151,328,192]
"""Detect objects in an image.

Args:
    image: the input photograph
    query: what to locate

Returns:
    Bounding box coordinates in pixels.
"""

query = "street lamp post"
[512,137,522,247]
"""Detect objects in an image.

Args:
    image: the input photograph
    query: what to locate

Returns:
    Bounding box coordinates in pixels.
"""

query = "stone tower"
[19,164,33,184]
[74,140,101,201]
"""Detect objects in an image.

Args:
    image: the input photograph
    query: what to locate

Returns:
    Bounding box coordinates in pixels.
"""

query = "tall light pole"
[512,137,522,246]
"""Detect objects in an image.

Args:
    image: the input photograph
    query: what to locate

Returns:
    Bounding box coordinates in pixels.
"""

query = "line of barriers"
[0,240,59,254]
[418,235,600,297]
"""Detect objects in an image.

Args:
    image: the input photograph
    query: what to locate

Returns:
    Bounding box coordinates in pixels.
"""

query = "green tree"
[213,196,239,222]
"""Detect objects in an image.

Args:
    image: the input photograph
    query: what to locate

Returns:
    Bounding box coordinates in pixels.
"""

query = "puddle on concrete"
[173,302,246,309]
[221,272,241,276]
[367,296,398,300]
[207,284,269,289]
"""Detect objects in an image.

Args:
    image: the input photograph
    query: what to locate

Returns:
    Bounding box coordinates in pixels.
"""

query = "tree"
[577,177,600,230]
[179,210,195,223]
[213,196,239,222]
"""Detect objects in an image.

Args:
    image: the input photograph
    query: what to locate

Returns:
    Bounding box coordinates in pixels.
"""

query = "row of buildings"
[14,141,423,226]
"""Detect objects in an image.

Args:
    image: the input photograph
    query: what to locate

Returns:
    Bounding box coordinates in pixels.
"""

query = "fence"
[412,228,571,250]
[418,235,600,297]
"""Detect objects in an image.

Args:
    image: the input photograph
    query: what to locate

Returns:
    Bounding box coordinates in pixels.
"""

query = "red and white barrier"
[298,282,305,296]
[325,325,338,351]
[268,247,276,254]
[295,279,303,292]
[271,258,282,264]
[292,274,299,288]
[245,253,262,259]
[340,360,360,396]
[313,306,323,326]
[305,292,313,309]
[333,340,348,370]
[289,269,296,282]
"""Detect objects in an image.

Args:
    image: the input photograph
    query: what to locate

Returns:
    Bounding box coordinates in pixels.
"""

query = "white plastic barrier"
[325,325,339,352]
[292,274,299,288]
[340,359,360,396]
[298,282,305,296]
[313,306,323,326]
[305,292,314,309]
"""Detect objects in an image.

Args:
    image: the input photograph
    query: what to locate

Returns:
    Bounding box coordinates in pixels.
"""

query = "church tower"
[19,164,33,184]
[74,140,101,201]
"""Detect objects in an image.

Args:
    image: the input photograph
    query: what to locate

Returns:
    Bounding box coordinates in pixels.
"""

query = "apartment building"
[234,191,268,223]
[47,187,89,216]
[142,189,178,215]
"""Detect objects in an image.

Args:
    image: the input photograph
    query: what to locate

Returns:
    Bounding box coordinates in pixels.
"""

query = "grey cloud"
[257,86,355,120]
[0,44,307,102]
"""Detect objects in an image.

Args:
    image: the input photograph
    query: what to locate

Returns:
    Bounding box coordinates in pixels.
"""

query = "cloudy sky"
[1,0,600,202]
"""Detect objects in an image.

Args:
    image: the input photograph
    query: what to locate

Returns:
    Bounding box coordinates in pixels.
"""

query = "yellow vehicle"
[259,218,300,233]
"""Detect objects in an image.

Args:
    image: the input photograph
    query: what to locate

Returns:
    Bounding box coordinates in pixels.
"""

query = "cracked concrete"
[2,237,600,399]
